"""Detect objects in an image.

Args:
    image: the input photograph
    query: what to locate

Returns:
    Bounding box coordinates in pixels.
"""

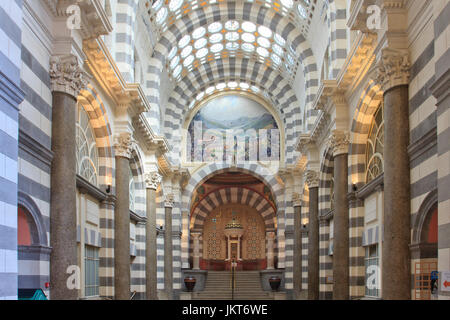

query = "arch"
[412,189,439,245]
[182,162,284,214]
[162,57,301,164]
[78,85,115,190]
[319,146,335,217]
[146,1,318,141]
[129,143,147,217]
[18,191,48,247]
[190,187,277,232]
[349,81,383,188]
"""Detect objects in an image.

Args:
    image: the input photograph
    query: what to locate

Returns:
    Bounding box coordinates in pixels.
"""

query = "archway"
[188,171,278,271]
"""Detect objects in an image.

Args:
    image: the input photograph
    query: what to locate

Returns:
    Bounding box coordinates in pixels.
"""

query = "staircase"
[193,271,272,300]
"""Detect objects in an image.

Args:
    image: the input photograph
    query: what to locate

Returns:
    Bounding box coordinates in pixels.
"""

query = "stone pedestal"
[266,231,276,270]
[192,233,201,270]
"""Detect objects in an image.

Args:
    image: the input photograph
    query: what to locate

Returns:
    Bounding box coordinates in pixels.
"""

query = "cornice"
[43,0,112,39]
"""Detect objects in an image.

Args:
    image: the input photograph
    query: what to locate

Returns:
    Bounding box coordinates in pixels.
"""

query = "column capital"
[304,170,319,189]
[375,47,410,92]
[266,231,276,240]
[145,172,162,190]
[328,130,350,157]
[191,232,202,239]
[296,134,315,155]
[114,132,135,159]
[49,55,90,98]
[164,193,175,208]
[292,192,302,207]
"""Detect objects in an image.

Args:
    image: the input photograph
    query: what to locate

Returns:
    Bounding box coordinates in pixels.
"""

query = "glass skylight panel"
[168,0,183,12]
[257,37,271,48]
[194,38,207,49]
[225,32,239,41]
[242,43,255,52]
[183,55,194,67]
[271,53,282,65]
[257,47,269,58]
[242,33,256,43]
[178,35,191,48]
[156,7,168,24]
[180,46,193,58]
[209,22,223,33]
[225,20,239,31]
[226,42,239,51]
[170,56,180,69]
[274,33,286,46]
[258,26,272,38]
[242,22,256,33]
[196,48,208,59]
[192,27,206,39]
[211,43,224,53]
[209,33,223,44]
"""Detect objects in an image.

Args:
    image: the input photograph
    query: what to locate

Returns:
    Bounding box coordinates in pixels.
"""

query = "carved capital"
[296,134,314,155]
[375,48,410,92]
[164,193,175,208]
[145,172,162,190]
[114,132,135,159]
[292,192,302,207]
[329,130,350,157]
[49,55,90,98]
[304,170,319,188]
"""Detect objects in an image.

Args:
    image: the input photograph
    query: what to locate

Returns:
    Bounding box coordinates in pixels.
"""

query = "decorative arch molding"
[129,143,147,217]
[412,189,438,245]
[78,85,115,190]
[182,163,284,214]
[319,146,335,217]
[190,187,277,232]
[18,191,49,247]
[349,81,383,188]
[146,1,319,138]
[163,58,300,164]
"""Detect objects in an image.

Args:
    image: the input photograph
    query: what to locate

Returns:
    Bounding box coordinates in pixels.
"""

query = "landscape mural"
[187,95,280,163]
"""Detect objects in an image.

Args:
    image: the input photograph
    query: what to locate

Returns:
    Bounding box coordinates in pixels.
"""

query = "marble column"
[164,194,174,300]
[293,193,302,296]
[306,171,320,300]
[114,132,134,300]
[330,130,350,300]
[266,232,275,270]
[192,233,201,270]
[376,48,411,300]
[145,172,162,300]
[49,55,89,300]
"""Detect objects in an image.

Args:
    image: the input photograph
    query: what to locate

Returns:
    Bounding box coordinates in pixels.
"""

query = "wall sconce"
[352,184,357,192]
[159,225,164,230]
[106,185,111,194]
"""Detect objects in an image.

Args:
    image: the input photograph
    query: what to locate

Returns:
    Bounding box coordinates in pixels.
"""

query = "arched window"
[76,104,99,186]
[129,167,135,212]
[365,104,384,183]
